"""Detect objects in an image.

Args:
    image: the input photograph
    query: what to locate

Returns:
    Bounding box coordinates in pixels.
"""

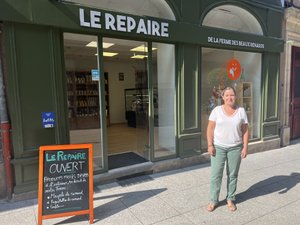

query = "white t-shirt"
[209,105,248,147]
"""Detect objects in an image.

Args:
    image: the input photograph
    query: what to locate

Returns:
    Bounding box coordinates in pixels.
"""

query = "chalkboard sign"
[38,144,94,225]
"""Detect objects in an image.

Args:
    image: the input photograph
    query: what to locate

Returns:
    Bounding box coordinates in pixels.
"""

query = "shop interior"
[63,33,152,170]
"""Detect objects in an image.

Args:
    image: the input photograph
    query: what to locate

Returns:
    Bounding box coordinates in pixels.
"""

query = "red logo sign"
[227,59,241,80]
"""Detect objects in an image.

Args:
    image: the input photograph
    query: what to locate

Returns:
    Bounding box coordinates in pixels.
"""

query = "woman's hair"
[221,86,236,97]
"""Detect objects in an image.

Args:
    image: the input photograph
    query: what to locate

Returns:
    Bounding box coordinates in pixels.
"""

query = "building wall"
[280,7,300,145]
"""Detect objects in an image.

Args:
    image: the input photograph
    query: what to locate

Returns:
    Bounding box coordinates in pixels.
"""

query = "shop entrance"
[63,33,104,171]
[63,34,149,171]
[103,38,150,169]
[290,46,300,139]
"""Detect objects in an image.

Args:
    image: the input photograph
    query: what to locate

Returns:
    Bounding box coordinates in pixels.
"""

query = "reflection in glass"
[201,48,261,149]
[152,43,176,158]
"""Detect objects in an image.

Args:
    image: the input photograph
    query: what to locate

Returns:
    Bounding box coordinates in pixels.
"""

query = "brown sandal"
[206,203,217,212]
[227,201,237,212]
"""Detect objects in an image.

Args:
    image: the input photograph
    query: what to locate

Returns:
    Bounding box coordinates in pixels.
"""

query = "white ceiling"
[64,34,152,62]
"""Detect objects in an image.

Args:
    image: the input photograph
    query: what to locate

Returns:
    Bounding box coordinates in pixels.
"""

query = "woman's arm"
[207,120,216,156]
[241,123,249,158]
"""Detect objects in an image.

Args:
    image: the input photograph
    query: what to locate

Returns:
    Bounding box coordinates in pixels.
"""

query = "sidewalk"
[0,142,300,225]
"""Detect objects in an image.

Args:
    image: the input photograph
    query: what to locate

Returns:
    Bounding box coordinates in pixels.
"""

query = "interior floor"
[70,123,174,169]
[70,123,148,156]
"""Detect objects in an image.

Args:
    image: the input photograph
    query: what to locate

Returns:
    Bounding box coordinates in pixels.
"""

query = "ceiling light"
[86,41,97,47]
[103,52,118,57]
[103,42,115,48]
[130,45,157,52]
[86,41,115,48]
[131,54,148,59]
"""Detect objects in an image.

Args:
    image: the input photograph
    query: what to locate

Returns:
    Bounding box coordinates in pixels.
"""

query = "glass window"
[201,48,261,148]
[152,43,176,158]
[202,5,263,35]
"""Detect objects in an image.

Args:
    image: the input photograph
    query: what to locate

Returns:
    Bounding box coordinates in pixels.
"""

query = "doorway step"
[94,161,153,185]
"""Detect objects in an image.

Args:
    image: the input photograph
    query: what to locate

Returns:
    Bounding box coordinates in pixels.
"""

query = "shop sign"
[42,112,55,128]
[38,144,94,225]
[227,59,241,81]
[208,36,265,49]
[91,69,99,81]
[79,8,169,37]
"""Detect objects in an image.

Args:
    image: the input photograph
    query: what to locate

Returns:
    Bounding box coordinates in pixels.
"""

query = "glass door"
[63,33,104,171]
[102,37,150,169]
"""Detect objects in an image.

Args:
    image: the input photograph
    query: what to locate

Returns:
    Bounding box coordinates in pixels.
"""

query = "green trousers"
[210,145,242,204]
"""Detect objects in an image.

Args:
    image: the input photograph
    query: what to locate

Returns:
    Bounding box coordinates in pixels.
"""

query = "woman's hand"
[208,145,215,156]
[241,147,248,159]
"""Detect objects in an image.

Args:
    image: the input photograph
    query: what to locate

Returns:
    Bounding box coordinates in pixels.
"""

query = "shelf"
[67,71,101,130]
[236,82,253,139]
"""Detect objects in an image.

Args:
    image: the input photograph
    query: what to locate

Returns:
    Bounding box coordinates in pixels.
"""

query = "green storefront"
[0,0,283,196]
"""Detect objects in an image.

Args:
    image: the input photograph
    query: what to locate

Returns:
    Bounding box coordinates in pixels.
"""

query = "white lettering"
[161,22,169,37]
[78,9,169,38]
[207,36,264,49]
[136,19,148,34]
[79,8,90,27]
[105,13,116,30]
[117,15,127,32]
[152,21,160,36]
[127,16,136,32]
[49,161,85,174]
[147,20,151,35]
[90,10,101,28]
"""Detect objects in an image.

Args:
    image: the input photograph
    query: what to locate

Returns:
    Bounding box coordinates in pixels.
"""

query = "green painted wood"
[262,53,280,138]
[178,44,200,133]
[4,23,69,192]
[0,0,284,52]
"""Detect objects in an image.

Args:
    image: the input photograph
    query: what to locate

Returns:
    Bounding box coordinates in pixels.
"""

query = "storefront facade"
[0,0,283,195]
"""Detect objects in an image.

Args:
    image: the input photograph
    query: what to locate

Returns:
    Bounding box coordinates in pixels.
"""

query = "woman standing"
[206,86,249,212]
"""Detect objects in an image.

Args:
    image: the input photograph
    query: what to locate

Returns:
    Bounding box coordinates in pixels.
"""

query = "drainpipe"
[0,28,13,198]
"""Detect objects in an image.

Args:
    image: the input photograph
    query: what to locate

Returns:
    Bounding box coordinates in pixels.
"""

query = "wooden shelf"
[67,71,100,130]
[236,82,253,138]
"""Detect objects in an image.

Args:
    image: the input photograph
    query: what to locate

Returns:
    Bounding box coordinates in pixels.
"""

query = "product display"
[236,82,253,138]
[124,88,148,128]
[67,71,102,129]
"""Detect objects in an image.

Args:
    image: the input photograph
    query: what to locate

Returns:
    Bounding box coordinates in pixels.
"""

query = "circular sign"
[227,59,241,80]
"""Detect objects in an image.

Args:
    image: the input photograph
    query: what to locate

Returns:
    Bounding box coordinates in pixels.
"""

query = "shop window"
[152,43,176,158]
[202,5,263,35]
[201,5,263,148]
[68,0,175,20]
[201,48,262,148]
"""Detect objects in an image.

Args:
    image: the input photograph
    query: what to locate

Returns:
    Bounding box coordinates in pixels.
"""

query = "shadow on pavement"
[236,172,300,203]
[55,188,167,224]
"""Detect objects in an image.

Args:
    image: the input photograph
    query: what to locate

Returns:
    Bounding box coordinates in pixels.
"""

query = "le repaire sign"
[38,144,94,225]
[79,8,169,37]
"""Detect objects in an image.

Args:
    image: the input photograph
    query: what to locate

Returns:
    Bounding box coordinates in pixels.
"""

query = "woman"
[206,86,249,212]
